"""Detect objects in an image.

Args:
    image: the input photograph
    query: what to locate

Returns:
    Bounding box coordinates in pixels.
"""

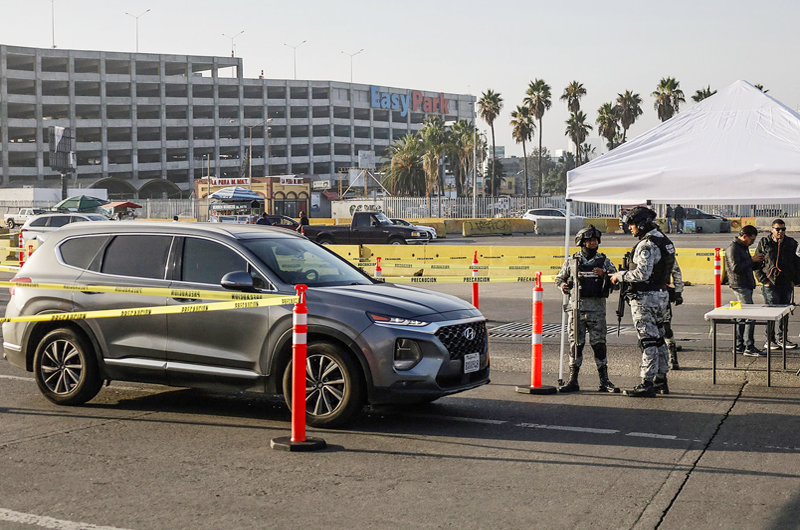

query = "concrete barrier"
[463,219,513,236]
[535,219,582,235]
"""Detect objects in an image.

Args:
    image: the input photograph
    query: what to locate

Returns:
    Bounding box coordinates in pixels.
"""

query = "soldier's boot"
[558,365,580,393]
[623,379,656,398]
[668,341,680,370]
[654,375,669,395]
[597,366,620,393]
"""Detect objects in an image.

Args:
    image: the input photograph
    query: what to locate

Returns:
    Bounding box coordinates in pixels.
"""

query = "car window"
[182,237,248,285]
[353,215,369,228]
[29,217,48,227]
[59,236,110,270]
[70,216,88,223]
[101,235,172,280]
[279,218,296,226]
[49,216,72,228]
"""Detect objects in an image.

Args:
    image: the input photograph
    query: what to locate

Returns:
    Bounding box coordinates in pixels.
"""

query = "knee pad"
[591,343,607,360]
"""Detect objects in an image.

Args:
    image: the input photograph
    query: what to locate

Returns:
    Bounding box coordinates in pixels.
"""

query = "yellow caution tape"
[0,280,294,301]
[0,296,298,324]
[375,275,558,284]
[0,266,21,273]
[358,262,542,271]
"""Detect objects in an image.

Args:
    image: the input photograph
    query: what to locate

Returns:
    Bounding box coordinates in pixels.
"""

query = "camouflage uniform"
[620,228,674,381]
[663,261,684,368]
[556,252,617,368]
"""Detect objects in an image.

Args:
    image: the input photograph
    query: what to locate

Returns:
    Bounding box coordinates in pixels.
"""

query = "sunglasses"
[773,227,786,231]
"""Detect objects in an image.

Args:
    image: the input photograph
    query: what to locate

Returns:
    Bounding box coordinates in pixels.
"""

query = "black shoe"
[654,376,669,395]
[559,366,580,393]
[764,341,782,351]
[734,345,745,354]
[743,346,765,357]
[597,366,620,393]
[781,339,798,350]
[624,380,656,397]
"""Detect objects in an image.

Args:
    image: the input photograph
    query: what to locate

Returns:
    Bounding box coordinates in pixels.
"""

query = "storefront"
[195,176,310,217]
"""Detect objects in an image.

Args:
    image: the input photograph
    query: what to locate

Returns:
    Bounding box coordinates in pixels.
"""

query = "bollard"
[270,284,326,452]
[516,272,557,395]
[18,232,23,267]
[375,256,382,278]
[714,248,721,308]
[472,251,479,309]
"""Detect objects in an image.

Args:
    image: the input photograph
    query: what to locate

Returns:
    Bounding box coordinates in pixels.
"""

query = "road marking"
[0,508,134,530]
[0,374,32,381]
[0,374,158,393]
[411,413,507,425]
[627,432,682,440]
[516,423,620,434]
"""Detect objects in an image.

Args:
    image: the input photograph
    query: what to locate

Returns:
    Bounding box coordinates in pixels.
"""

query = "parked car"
[683,207,728,221]
[3,222,489,428]
[4,208,48,228]
[522,208,586,223]
[19,213,108,244]
[390,218,437,240]
[301,212,429,245]
[258,214,301,231]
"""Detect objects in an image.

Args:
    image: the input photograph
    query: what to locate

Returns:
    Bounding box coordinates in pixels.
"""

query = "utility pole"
[284,40,306,80]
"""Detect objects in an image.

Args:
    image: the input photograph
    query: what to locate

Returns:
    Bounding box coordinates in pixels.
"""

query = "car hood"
[308,283,481,321]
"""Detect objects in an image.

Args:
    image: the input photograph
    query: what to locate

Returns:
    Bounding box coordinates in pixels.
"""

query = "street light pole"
[125,9,150,53]
[283,40,306,80]
[222,30,244,58]
[341,49,364,83]
[231,118,272,186]
[50,0,56,49]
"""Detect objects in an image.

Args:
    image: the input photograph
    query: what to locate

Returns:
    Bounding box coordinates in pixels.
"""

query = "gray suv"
[3,222,489,427]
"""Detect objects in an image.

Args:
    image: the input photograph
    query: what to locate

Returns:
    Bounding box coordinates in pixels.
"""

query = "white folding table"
[703,304,793,386]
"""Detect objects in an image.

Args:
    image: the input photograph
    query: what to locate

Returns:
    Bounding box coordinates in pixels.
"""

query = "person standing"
[555,225,620,393]
[664,260,684,369]
[755,219,798,350]
[665,205,674,234]
[726,225,765,356]
[299,211,310,226]
[611,206,675,397]
[673,205,685,234]
[256,212,270,225]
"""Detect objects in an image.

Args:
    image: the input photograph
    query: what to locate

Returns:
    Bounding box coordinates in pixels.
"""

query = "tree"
[692,85,717,102]
[380,134,425,196]
[239,148,250,178]
[614,90,643,143]
[754,84,769,93]
[447,120,479,197]
[652,76,685,122]
[560,81,586,114]
[509,105,535,199]
[420,116,447,203]
[596,102,619,150]
[565,111,593,166]
[580,142,596,163]
[484,154,507,197]
[524,79,552,196]
[477,89,504,201]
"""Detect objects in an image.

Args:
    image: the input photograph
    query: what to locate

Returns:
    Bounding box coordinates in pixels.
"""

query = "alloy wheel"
[305,353,346,417]
[39,339,84,395]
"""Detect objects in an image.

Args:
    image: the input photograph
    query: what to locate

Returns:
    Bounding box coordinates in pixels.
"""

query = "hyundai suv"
[3,222,489,427]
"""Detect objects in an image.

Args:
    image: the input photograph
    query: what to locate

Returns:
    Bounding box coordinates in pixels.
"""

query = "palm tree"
[509,105,535,199]
[477,89,503,201]
[419,116,447,210]
[565,111,593,166]
[652,77,686,122]
[380,134,425,196]
[560,81,586,114]
[596,102,619,150]
[524,79,552,196]
[447,120,476,197]
[754,84,769,93]
[614,90,643,143]
[692,85,717,102]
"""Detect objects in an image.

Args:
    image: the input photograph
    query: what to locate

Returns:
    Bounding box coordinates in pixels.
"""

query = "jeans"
[676,219,684,233]
[762,284,793,341]
[666,218,673,233]
[731,287,755,348]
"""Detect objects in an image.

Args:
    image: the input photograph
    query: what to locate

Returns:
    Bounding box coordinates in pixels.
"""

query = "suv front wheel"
[282,342,365,428]
[33,328,103,406]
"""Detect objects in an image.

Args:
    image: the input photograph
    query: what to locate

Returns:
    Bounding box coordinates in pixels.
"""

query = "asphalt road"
[2,238,800,530]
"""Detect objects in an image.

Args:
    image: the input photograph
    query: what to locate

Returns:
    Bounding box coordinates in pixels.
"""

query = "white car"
[20,213,108,244]
[390,218,437,240]
[522,208,586,223]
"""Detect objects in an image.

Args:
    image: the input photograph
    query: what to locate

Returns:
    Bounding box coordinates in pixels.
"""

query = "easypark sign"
[370,86,451,117]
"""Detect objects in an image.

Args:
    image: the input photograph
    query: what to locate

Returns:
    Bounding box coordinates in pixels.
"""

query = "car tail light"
[10,277,31,296]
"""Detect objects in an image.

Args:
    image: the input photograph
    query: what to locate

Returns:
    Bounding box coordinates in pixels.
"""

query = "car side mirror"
[221,271,256,292]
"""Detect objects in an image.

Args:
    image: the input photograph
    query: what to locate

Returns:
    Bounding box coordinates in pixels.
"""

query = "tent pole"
[558,200,572,386]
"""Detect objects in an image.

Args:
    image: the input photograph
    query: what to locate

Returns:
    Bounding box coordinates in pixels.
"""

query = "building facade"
[0,44,475,199]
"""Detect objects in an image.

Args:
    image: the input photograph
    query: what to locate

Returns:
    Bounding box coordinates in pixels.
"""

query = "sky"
[2,0,799,157]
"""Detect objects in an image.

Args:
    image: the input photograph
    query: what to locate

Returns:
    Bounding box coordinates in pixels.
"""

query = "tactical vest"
[628,232,675,291]
[576,252,609,298]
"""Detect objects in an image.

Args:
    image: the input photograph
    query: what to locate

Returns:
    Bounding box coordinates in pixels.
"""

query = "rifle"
[616,252,632,335]
[569,257,580,354]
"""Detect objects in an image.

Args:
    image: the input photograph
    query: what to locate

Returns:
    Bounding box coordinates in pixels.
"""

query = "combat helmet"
[624,206,657,232]
[575,224,602,246]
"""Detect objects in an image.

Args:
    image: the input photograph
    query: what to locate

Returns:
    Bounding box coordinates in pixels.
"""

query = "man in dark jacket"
[673,205,685,233]
[754,219,799,349]
[725,225,765,356]
[665,205,674,234]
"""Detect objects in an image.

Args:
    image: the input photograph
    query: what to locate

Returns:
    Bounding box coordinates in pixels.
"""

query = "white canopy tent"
[554,80,800,383]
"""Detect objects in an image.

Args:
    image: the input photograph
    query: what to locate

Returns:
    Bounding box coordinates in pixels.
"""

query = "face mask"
[581,246,597,259]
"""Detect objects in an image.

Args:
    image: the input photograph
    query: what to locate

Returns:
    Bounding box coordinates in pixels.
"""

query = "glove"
[674,294,683,306]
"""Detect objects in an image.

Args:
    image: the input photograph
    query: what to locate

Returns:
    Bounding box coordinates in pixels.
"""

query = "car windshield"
[373,212,394,226]
[242,237,373,287]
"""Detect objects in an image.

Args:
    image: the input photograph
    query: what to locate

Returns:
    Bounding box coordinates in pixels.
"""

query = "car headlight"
[368,313,429,327]
[411,231,421,237]
[394,338,423,370]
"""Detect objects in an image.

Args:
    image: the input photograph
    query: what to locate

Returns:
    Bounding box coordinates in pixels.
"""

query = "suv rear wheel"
[6,219,15,228]
[282,342,365,428]
[33,328,103,406]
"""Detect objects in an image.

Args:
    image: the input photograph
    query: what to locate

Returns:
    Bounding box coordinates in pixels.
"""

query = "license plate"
[464,353,480,374]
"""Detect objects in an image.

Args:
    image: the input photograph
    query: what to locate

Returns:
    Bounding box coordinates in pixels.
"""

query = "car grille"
[435,321,487,360]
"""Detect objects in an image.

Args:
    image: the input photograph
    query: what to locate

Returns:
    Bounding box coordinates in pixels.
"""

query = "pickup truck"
[5,208,47,228]
[301,211,430,245]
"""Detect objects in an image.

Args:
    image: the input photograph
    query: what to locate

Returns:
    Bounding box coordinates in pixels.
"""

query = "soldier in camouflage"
[664,261,684,370]
[555,225,620,393]
[610,206,676,397]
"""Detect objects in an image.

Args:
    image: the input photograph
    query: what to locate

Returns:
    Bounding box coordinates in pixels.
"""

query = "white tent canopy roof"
[566,80,800,205]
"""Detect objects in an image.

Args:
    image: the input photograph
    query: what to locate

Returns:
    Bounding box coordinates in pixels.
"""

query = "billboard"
[49,126,74,171]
